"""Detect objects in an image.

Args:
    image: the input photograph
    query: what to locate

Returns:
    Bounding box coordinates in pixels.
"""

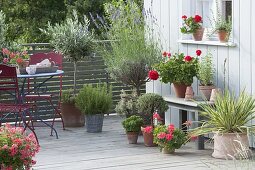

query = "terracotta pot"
[141,126,156,147]
[61,102,85,127]
[218,31,229,42]
[199,85,215,101]
[162,147,175,154]
[212,133,250,159]
[193,27,204,41]
[173,83,188,98]
[126,132,139,144]
[210,88,222,102]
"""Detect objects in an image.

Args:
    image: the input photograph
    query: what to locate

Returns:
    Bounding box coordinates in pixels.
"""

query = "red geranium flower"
[167,53,171,57]
[168,124,175,133]
[143,126,153,134]
[194,15,202,23]
[182,15,187,19]
[166,134,173,141]
[184,55,192,62]
[157,132,166,139]
[196,50,202,56]
[153,113,162,120]
[148,70,159,80]
[16,57,24,64]
[162,51,167,57]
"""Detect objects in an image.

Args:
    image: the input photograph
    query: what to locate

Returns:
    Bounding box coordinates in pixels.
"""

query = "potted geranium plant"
[122,115,144,144]
[197,51,215,100]
[180,15,204,41]
[0,124,40,169]
[153,124,187,154]
[154,51,199,98]
[41,10,94,127]
[75,83,112,133]
[189,90,255,159]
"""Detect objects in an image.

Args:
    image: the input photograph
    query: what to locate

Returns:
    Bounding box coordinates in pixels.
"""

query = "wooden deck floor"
[34,115,254,170]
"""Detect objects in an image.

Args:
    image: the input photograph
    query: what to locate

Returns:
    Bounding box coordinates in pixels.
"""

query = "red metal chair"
[0,64,38,143]
[25,52,65,133]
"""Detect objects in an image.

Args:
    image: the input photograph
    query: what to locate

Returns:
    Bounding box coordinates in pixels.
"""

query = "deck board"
[34,115,254,170]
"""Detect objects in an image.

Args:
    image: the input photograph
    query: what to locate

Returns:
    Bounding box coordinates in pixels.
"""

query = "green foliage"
[0,0,67,43]
[122,115,144,132]
[155,53,199,85]
[198,52,215,86]
[61,89,75,104]
[0,11,7,49]
[137,93,169,125]
[115,90,138,117]
[75,83,112,115]
[153,125,187,151]
[190,90,255,136]
[98,0,161,95]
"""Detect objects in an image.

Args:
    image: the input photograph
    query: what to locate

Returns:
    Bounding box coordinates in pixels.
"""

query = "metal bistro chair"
[0,64,38,143]
[25,52,65,135]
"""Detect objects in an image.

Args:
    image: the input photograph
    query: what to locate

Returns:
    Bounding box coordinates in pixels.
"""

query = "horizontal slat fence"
[4,43,144,120]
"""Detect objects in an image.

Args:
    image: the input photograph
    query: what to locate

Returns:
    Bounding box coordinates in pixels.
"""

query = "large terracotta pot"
[212,133,250,159]
[141,126,156,147]
[61,103,85,127]
[199,85,215,101]
[218,30,229,42]
[173,83,188,98]
[193,27,204,41]
[126,132,139,144]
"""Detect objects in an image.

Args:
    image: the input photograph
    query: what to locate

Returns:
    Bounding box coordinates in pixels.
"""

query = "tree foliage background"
[0,0,143,43]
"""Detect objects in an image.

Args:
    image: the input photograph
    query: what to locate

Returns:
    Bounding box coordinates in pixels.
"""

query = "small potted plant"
[41,10,94,127]
[189,90,255,159]
[154,51,199,98]
[122,115,144,144]
[214,17,232,42]
[197,51,215,100]
[153,124,187,154]
[180,15,204,41]
[0,124,40,169]
[75,83,112,133]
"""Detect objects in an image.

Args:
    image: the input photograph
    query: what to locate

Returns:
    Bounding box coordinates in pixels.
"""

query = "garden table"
[163,95,214,150]
[17,70,64,139]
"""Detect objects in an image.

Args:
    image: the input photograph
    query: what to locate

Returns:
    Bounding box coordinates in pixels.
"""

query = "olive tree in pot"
[197,52,215,100]
[122,115,144,144]
[41,10,94,127]
[189,90,255,159]
[76,83,112,133]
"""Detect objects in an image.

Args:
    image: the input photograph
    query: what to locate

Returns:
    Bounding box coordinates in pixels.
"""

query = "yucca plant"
[190,90,255,136]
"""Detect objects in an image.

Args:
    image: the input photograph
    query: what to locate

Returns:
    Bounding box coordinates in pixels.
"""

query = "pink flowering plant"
[154,51,200,85]
[1,48,29,67]
[153,124,187,151]
[0,124,40,170]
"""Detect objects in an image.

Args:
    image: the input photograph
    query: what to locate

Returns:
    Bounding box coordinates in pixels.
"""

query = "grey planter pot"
[85,114,104,133]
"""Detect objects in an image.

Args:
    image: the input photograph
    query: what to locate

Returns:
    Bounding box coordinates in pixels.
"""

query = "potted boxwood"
[197,51,215,100]
[189,90,255,159]
[61,90,84,127]
[41,10,94,127]
[75,83,112,133]
[122,115,144,144]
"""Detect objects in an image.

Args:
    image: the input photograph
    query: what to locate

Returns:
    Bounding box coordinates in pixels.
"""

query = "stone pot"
[141,126,156,147]
[85,114,104,133]
[199,85,215,101]
[162,147,175,154]
[126,132,139,144]
[61,102,85,127]
[185,86,194,101]
[218,30,229,42]
[212,133,250,159]
[173,83,188,98]
[193,27,204,41]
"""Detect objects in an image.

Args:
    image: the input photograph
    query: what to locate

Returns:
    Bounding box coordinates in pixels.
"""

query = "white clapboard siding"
[145,0,255,147]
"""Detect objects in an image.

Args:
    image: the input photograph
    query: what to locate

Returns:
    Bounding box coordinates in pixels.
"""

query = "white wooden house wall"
[144,0,255,147]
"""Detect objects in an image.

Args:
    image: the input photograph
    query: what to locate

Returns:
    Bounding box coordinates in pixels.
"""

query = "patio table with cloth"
[17,70,64,139]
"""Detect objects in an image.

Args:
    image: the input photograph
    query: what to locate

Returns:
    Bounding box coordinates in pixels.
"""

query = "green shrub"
[122,115,144,132]
[0,11,7,49]
[61,89,75,104]
[198,52,215,86]
[115,90,138,118]
[137,93,169,125]
[75,83,112,115]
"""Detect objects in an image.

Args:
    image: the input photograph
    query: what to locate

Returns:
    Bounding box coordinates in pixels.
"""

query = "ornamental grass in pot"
[122,115,144,144]
[75,83,112,133]
[189,90,255,159]
[154,51,199,98]
[197,51,215,100]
